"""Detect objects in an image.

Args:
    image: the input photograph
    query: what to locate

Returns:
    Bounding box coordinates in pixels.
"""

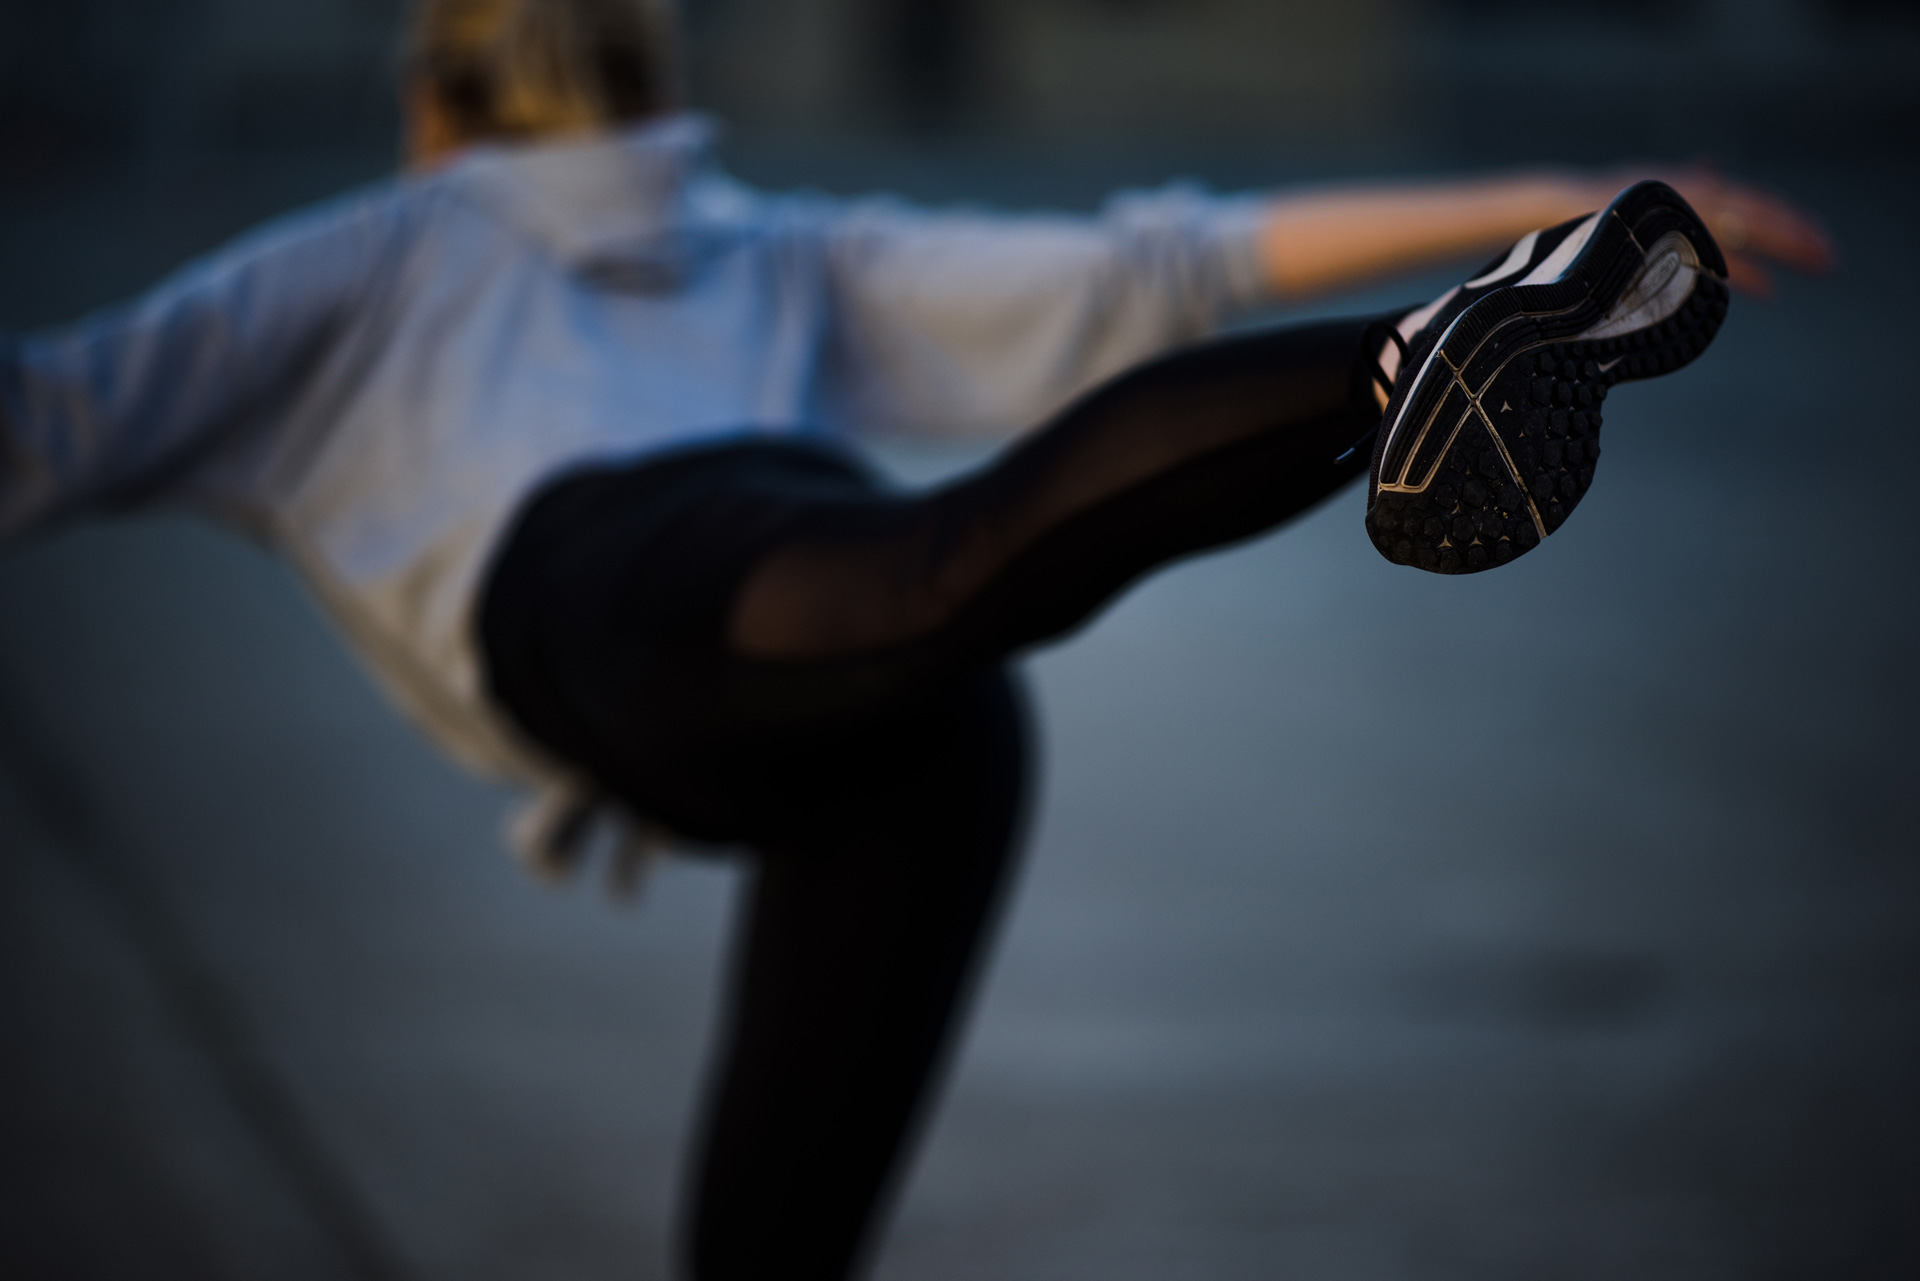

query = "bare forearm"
[1256,165,1833,301]
[1257,171,1616,299]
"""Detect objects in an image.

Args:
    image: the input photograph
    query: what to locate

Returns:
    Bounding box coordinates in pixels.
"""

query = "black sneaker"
[1365,180,1729,574]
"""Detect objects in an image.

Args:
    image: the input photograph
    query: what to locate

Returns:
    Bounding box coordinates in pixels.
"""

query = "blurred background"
[1,1,1917,1278]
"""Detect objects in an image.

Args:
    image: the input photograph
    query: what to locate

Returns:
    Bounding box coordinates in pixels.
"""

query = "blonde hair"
[404,0,677,141]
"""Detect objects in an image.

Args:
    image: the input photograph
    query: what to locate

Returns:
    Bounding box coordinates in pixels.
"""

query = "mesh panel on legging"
[726,316,1385,665]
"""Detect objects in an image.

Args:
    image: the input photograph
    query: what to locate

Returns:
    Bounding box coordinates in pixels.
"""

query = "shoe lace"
[1336,319,1410,464]
[1362,319,1409,402]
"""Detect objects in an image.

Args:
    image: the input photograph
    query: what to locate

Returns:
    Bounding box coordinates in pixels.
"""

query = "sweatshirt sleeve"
[0,187,408,541]
[810,182,1274,440]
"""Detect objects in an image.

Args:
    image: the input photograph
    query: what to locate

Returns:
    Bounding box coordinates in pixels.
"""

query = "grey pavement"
[1,151,1916,1280]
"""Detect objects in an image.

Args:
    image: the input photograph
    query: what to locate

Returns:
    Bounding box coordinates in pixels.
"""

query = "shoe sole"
[1366,181,1729,575]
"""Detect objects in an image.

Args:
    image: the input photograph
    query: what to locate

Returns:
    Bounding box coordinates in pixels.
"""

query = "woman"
[0,0,1830,1276]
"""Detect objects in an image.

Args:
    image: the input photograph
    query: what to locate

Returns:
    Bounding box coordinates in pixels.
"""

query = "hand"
[1599,165,1837,298]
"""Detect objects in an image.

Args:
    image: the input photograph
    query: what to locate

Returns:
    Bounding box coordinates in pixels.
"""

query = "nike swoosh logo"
[1598,356,1625,372]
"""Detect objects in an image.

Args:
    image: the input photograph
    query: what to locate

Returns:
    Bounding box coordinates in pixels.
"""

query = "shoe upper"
[1369,213,1606,488]
[1369,203,1645,507]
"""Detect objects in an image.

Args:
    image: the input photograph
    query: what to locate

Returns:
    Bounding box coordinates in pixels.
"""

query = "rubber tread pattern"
[1365,182,1728,575]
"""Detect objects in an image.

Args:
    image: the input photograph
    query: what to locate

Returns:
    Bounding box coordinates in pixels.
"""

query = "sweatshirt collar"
[443,113,719,275]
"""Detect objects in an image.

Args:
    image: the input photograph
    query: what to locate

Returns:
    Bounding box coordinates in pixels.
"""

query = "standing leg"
[685,668,1031,1281]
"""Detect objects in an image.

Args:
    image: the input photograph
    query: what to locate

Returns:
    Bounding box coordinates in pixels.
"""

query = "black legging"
[478,314,1388,1281]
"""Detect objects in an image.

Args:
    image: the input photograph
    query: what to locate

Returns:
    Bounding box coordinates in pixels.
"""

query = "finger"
[1596,166,1835,278]
[1711,187,1837,275]
[1655,167,1732,212]
[1723,253,1775,300]
[1736,197,1837,274]
[1647,169,1834,275]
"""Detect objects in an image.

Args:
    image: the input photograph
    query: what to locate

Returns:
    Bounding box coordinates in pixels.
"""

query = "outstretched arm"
[0,190,405,540]
[809,164,1829,442]
[1257,167,1835,301]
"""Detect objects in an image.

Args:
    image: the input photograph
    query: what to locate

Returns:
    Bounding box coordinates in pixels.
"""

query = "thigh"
[479,438,895,842]
[726,316,1384,671]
